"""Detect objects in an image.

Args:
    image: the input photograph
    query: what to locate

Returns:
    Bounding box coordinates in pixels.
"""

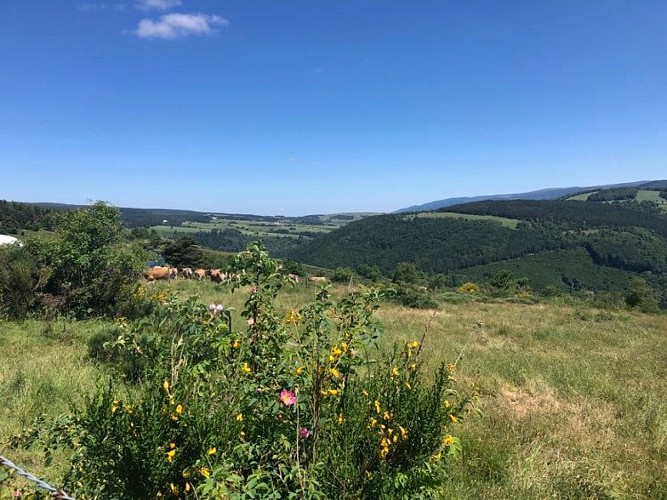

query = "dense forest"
[286,200,667,301]
[443,200,667,237]
[0,199,62,234]
[190,228,308,254]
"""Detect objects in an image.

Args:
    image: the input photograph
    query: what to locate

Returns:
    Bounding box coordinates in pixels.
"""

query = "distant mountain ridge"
[395,180,661,213]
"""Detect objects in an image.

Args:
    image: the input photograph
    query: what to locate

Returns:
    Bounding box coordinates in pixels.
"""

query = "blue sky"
[1,1,666,215]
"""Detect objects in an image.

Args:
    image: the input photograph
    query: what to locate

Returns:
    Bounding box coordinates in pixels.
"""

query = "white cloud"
[135,0,181,11]
[135,13,229,39]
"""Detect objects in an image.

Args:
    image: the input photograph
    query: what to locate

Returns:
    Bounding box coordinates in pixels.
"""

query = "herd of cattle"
[143,266,327,284]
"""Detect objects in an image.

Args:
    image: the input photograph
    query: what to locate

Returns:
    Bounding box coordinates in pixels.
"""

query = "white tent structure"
[0,234,23,247]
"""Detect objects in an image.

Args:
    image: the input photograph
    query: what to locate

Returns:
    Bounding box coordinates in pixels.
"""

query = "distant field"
[567,192,594,201]
[150,212,380,239]
[567,189,667,210]
[412,211,520,228]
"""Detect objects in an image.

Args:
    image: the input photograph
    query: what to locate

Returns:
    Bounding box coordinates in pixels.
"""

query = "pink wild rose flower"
[279,389,297,407]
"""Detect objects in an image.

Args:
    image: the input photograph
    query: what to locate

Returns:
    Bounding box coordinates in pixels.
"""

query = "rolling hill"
[395,180,663,213]
[286,198,667,302]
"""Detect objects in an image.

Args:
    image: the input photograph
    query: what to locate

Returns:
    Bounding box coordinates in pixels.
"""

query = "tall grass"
[1,280,666,498]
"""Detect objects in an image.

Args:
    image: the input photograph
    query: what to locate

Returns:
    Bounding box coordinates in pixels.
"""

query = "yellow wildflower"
[410,341,419,349]
[240,431,246,439]
[362,390,369,397]
[369,417,377,428]
[185,482,191,492]
[163,380,170,392]
[331,346,343,357]
[170,483,178,494]
[393,435,399,443]
[111,400,119,414]
[442,435,455,447]
[383,411,392,421]
[175,404,183,414]
[374,400,381,413]
[166,448,176,462]
[337,414,344,424]
[232,339,241,349]
[447,363,457,372]
[236,413,243,422]
[398,425,408,440]
[329,367,341,378]
[208,447,217,455]
[443,399,451,408]
[391,366,399,377]
[340,342,348,350]
[241,362,251,374]
[200,467,210,478]
[295,366,303,375]
[449,414,459,423]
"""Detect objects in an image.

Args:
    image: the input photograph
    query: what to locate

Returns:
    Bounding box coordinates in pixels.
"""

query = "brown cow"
[181,267,193,279]
[209,269,224,283]
[308,276,327,283]
[194,268,206,281]
[169,267,178,280]
[288,273,300,283]
[144,266,170,281]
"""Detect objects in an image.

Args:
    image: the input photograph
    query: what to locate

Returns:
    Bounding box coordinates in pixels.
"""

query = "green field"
[150,212,380,240]
[410,211,520,228]
[568,189,667,211]
[2,280,666,498]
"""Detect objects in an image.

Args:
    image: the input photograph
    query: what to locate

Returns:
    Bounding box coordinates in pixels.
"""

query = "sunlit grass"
[1,282,666,497]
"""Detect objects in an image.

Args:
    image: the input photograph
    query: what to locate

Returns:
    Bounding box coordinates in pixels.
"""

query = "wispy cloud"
[135,13,229,39]
[79,2,126,11]
[135,0,181,11]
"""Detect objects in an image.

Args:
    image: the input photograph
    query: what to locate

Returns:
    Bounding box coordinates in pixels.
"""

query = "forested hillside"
[0,199,61,234]
[286,200,667,301]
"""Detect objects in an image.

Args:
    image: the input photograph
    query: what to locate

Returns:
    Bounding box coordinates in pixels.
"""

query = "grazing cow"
[181,267,193,279]
[308,276,327,284]
[288,273,300,284]
[194,268,206,281]
[169,267,178,280]
[210,269,225,283]
[144,266,170,281]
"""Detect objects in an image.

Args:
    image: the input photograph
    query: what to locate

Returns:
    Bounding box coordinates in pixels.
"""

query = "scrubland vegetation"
[2,279,666,498]
[1,201,666,498]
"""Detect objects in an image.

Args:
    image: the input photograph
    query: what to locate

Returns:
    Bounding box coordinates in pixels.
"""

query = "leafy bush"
[27,202,151,318]
[0,245,49,319]
[392,285,439,310]
[332,266,355,283]
[16,243,475,498]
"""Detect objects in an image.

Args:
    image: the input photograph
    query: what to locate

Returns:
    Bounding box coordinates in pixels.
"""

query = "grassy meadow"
[1,279,666,498]
[567,189,667,212]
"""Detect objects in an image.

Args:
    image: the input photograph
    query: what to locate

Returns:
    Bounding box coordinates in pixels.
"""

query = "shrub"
[16,243,475,498]
[457,282,479,294]
[0,245,49,319]
[332,266,355,283]
[392,285,439,310]
[26,202,151,318]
